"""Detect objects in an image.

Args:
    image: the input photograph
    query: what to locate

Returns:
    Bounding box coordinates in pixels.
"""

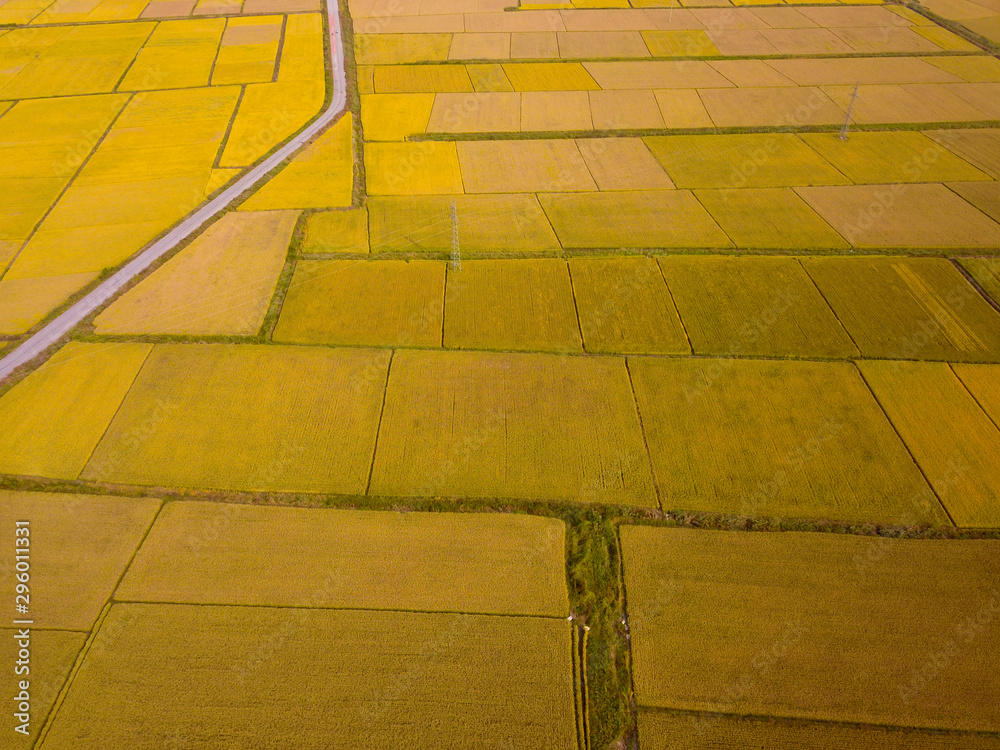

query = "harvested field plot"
[694,187,849,249]
[862,361,1000,528]
[658,255,857,358]
[569,256,689,355]
[638,711,1000,749]
[588,90,665,130]
[621,527,1000,729]
[539,191,732,249]
[94,210,298,336]
[0,342,151,480]
[796,183,1000,249]
[699,86,845,128]
[645,134,849,189]
[443,259,582,352]
[458,140,596,193]
[801,257,1000,361]
[521,90,593,131]
[821,83,990,125]
[368,194,560,253]
[584,60,731,89]
[42,604,579,750]
[273,259,444,347]
[241,114,354,210]
[370,350,657,505]
[948,180,1000,224]
[961,258,1000,304]
[303,209,369,253]
[82,345,390,494]
[2,629,85,747]
[118,503,568,616]
[799,131,990,184]
[576,138,673,190]
[427,92,521,134]
[365,142,464,195]
[627,357,940,523]
[0,491,160,630]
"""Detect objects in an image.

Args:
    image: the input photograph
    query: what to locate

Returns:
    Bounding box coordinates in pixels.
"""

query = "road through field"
[0,1,348,382]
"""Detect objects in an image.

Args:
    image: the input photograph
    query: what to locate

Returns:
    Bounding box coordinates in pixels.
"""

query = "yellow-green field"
[443,259,583,352]
[272,259,445,346]
[117,502,569,616]
[40,603,580,750]
[81,344,391,493]
[859,361,1000,528]
[369,349,657,505]
[621,526,1000,730]
[802,257,1000,361]
[627,357,943,523]
[657,256,858,358]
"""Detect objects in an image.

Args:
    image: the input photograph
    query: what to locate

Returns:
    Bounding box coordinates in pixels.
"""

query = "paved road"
[0,2,348,381]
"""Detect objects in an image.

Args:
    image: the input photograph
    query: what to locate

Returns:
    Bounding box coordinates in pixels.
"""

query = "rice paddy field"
[2,0,1000,744]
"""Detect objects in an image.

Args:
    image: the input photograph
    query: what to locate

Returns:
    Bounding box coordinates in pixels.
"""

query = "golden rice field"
[94,210,299,336]
[40,603,580,750]
[0,342,152,479]
[621,526,1000,731]
[0,491,161,629]
[273,258,445,347]
[627,357,944,523]
[117,502,569,616]
[81,344,391,493]
[859,360,1000,528]
[369,349,657,505]
[2,629,86,747]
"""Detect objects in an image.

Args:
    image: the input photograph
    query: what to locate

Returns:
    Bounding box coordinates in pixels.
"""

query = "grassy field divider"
[567,509,635,750]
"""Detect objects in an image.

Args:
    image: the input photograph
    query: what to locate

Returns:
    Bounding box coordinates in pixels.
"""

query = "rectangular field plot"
[0,492,160,630]
[365,142,464,195]
[458,140,596,193]
[796,183,1000,250]
[925,129,1000,179]
[657,256,857,358]
[798,131,991,184]
[621,527,1000,730]
[639,711,1000,750]
[94,210,298,336]
[273,259,444,347]
[368,194,560,252]
[302,209,369,253]
[539,191,732,249]
[118,502,568,616]
[861,361,1000,528]
[82,344,390,494]
[443,259,582,352]
[627,358,941,524]
[0,342,152,480]
[694,187,849,250]
[645,134,849,189]
[569,257,689,355]
[211,16,282,85]
[801,257,1000,361]
[370,350,657,505]
[41,604,580,750]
